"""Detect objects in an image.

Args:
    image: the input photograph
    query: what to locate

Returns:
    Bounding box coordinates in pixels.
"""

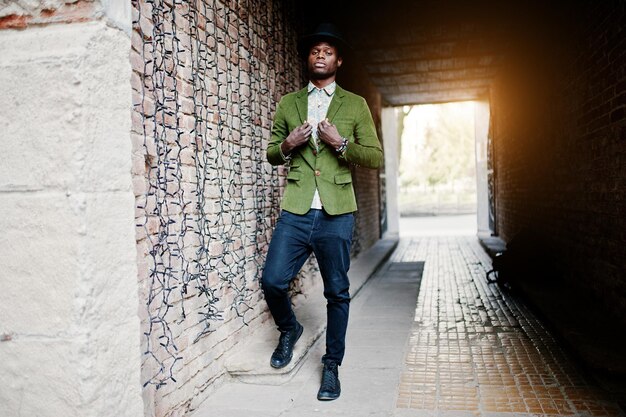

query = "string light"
[132,0,365,390]
[132,0,302,389]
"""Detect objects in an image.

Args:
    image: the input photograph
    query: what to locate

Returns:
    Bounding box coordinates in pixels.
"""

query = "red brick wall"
[490,2,626,323]
[130,1,385,415]
[130,0,313,415]
[0,0,97,29]
[338,60,384,254]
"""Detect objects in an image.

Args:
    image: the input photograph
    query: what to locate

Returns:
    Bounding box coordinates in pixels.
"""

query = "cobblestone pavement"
[394,237,624,417]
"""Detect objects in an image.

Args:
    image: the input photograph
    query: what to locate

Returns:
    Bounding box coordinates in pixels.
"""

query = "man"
[262,23,383,401]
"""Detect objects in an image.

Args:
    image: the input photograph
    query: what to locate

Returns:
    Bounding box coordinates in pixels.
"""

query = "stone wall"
[0,1,142,416]
[489,2,626,324]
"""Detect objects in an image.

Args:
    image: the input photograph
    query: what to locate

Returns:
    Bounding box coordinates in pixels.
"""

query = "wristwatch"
[335,137,348,154]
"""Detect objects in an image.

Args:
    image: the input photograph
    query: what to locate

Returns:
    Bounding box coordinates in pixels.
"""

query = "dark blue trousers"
[261,209,354,365]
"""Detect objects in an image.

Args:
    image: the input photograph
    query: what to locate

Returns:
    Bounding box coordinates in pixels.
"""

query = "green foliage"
[400,102,475,189]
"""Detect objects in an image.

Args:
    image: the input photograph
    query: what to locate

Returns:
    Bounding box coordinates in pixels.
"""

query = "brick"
[127,0,378,414]
[138,15,153,40]
[0,14,30,29]
[489,1,626,349]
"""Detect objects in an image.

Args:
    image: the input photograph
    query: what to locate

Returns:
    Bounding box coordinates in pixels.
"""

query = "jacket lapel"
[295,87,308,124]
[317,85,345,153]
[295,87,317,152]
[325,85,345,123]
[293,87,317,168]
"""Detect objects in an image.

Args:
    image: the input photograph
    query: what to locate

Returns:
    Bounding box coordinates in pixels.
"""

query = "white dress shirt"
[307,81,336,209]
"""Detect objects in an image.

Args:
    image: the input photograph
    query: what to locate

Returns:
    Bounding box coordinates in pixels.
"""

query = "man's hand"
[317,119,343,148]
[281,122,312,155]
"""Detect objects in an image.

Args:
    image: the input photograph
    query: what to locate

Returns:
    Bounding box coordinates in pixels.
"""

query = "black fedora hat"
[297,23,350,59]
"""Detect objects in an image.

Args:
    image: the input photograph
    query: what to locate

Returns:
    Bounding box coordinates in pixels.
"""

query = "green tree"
[423,104,474,186]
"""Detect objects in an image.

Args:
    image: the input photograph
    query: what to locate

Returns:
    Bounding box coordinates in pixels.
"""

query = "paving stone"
[344,346,406,369]
[222,237,399,384]
[393,237,625,417]
[191,237,625,417]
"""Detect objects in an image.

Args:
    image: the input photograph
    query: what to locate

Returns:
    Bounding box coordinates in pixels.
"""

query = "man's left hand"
[317,119,343,148]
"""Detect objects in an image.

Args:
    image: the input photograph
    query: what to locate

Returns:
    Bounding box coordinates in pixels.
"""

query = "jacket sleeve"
[340,97,383,169]
[266,97,290,166]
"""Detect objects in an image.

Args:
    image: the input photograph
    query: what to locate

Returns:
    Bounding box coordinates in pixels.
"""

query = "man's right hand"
[281,122,312,155]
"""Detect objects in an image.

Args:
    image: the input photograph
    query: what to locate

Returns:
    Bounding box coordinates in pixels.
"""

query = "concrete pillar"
[0,8,142,417]
[474,100,491,236]
[381,107,400,238]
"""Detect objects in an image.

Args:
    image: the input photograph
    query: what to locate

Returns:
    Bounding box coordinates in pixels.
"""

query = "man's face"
[307,41,342,80]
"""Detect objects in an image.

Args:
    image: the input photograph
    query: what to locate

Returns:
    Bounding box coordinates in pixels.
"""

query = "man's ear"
[337,57,343,68]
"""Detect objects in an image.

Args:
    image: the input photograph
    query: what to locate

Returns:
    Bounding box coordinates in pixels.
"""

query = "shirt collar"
[307,81,336,96]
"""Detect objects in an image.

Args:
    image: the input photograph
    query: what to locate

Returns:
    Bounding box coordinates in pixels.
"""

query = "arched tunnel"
[0,0,624,416]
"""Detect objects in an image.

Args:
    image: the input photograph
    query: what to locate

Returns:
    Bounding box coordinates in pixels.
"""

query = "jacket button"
[315,170,321,176]
[312,149,318,156]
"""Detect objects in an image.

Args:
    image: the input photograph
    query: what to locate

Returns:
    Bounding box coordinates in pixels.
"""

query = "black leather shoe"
[317,361,341,401]
[270,322,303,369]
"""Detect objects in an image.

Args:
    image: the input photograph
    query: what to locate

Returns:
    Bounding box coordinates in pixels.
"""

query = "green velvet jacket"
[267,85,383,215]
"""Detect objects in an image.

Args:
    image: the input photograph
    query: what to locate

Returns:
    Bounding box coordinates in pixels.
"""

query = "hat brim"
[297,33,350,59]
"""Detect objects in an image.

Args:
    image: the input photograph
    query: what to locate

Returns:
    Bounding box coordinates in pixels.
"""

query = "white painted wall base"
[474,100,491,235]
[0,21,143,417]
[382,107,400,239]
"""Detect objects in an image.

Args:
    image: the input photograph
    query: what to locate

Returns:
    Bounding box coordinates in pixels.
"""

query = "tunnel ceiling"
[298,0,569,106]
